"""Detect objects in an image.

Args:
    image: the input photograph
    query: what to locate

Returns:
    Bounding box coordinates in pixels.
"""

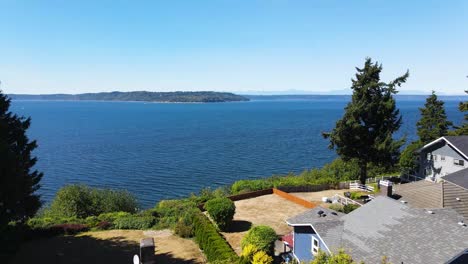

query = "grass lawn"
[10,229,205,264]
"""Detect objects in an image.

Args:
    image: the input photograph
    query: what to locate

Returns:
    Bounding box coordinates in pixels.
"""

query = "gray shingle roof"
[287,197,468,264]
[443,167,468,189]
[286,207,345,226]
[444,136,468,156]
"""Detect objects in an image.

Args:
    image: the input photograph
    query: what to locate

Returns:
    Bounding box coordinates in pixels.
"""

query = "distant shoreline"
[8,91,250,103]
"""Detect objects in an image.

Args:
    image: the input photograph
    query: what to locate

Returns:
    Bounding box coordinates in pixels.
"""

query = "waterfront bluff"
[9,91,250,103]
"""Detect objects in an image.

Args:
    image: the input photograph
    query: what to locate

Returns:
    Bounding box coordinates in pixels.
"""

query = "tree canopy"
[416,91,452,143]
[0,90,42,225]
[323,58,407,183]
[450,90,468,135]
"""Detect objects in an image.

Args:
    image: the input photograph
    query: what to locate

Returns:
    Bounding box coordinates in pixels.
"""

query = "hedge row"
[192,211,238,263]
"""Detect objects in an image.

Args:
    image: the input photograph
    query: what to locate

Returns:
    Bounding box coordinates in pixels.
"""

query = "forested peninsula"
[9,91,250,103]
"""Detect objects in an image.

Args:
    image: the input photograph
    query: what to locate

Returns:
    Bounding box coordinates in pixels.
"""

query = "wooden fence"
[272,188,317,208]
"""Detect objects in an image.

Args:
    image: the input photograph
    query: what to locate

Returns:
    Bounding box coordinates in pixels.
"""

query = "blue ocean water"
[10,98,466,208]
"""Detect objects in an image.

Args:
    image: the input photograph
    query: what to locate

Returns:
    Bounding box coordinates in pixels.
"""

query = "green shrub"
[26,216,86,230]
[241,226,277,255]
[204,197,235,231]
[97,211,132,223]
[328,204,344,213]
[343,204,359,214]
[113,215,156,230]
[349,191,366,200]
[328,204,360,214]
[43,184,138,219]
[192,211,238,262]
[154,199,197,229]
[174,219,193,238]
[85,216,100,228]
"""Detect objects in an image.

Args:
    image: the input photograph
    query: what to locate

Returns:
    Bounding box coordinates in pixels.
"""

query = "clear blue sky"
[1,0,467,94]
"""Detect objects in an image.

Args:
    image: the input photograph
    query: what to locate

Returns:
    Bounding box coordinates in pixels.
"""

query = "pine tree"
[416,91,452,143]
[323,58,407,184]
[451,90,468,135]
[0,89,42,225]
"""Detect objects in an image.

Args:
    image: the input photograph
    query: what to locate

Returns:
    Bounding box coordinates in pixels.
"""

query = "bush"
[49,224,89,235]
[328,204,360,214]
[252,251,273,264]
[96,221,112,230]
[174,219,193,238]
[241,226,277,255]
[97,211,132,223]
[192,210,238,262]
[204,197,235,231]
[43,184,138,219]
[343,204,359,214]
[154,199,197,229]
[113,215,156,230]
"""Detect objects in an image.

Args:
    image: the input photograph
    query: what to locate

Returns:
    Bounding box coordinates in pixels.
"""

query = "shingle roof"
[288,197,468,264]
[443,167,468,189]
[444,136,468,155]
[286,207,345,226]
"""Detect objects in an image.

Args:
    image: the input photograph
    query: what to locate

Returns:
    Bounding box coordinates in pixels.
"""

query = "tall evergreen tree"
[323,58,408,184]
[0,89,42,225]
[451,90,468,135]
[416,91,452,143]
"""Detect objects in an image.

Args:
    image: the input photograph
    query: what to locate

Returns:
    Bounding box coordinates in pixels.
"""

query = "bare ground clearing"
[10,229,205,264]
[290,189,351,202]
[221,189,350,255]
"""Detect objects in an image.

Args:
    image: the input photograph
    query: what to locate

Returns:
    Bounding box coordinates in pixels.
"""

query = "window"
[454,159,465,166]
[441,156,445,162]
[427,153,432,160]
[312,237,319,255]
[434,155,438,161]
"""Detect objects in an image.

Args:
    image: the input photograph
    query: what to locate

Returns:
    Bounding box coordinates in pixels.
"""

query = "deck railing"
[349,182,374,192]
[331,194,363,206]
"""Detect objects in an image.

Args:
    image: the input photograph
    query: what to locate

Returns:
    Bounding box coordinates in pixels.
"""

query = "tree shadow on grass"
[9,234,199,264]
[226,220,252,233]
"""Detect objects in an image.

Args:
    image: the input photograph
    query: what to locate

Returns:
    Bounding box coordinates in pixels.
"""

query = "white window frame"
[454,159,465,166]
[441,155,445,162]
[312,236,319,255]
[434,155,438,161]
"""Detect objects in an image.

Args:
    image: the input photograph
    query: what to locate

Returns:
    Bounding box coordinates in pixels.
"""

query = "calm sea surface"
[10,98,466,208]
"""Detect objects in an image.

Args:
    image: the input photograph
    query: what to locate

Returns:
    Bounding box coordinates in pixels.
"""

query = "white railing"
[349,182,374,192]
[332,194,363,206]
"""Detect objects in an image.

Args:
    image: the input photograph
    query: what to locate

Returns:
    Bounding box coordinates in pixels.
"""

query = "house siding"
[419,141,468,181]
[293,226,327,262]
[443,181,468,218]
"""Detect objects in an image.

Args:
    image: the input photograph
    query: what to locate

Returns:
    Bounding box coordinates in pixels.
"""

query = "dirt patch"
[290,189,351,202]
[10,229,205,264]
[221,194,312,255]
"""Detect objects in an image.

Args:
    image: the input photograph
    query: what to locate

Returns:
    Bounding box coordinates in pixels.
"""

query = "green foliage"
[241,226,277,255]
[192,210,238,263]
[0,91,42,226]
[113,215,156,230]
[328,204,359,214]
[451,90,468,135]
[343,204,360,214]
[310,249,357,264]
[204,197,236,231]
[399,141,423,175]
[154,199,197,229]
[97,211,132,223]
[189,187,230,204]
[252,250,273,264]
[43,184,138,219]
[26,216,85,229]
[416,91,452,143]
[323,58,407,184]
[349,191,365,200]
[230,158,396,194]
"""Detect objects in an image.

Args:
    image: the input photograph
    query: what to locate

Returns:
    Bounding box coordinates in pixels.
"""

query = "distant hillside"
[9,91,250,103]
